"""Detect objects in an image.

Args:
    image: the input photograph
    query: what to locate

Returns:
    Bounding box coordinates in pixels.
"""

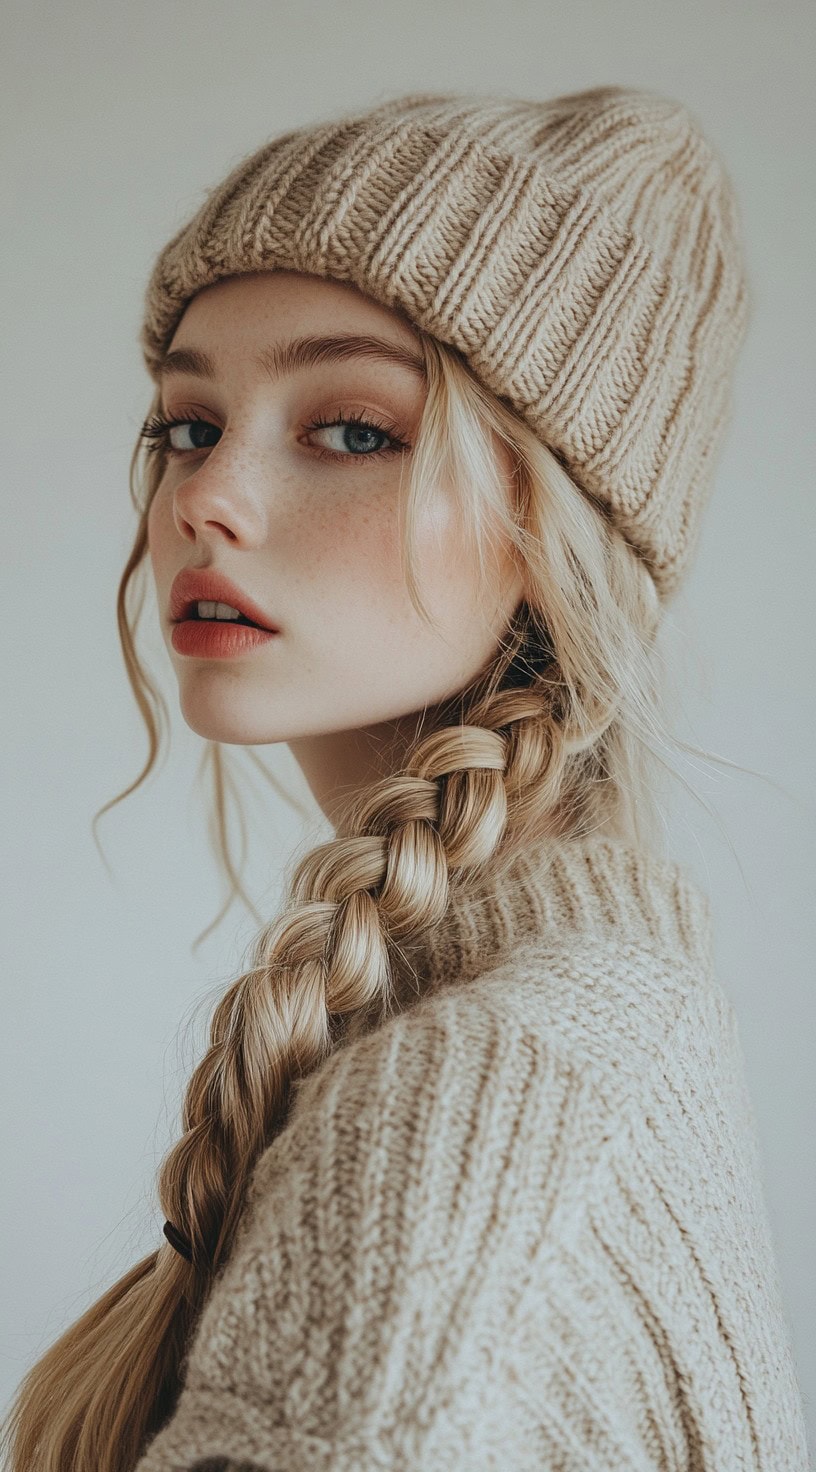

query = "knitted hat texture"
[141,85,749,601]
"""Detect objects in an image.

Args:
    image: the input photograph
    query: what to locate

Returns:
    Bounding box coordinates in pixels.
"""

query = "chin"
[177,685,281,746]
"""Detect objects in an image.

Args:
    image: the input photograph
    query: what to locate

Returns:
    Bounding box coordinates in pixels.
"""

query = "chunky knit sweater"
[134,834,808,1471]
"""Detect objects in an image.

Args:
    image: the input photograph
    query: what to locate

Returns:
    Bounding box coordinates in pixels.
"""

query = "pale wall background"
[2,0,814,1449]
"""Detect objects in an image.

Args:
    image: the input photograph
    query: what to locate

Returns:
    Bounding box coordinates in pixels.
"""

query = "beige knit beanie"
[141,84,749,602]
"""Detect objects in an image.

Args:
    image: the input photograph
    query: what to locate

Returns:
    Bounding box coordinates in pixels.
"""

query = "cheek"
[146,487,175,578]
[298,477,494,656]
[145,486,187,627]
[145,488,159,550]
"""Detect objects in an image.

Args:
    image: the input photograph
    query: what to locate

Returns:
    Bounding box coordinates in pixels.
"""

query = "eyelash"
[139,407,410,465]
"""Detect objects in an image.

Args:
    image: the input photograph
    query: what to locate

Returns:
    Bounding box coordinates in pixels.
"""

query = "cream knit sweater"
[134,834,808,1471]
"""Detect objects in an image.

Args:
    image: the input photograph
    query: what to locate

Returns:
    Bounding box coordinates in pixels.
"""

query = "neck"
[289,707,446,829]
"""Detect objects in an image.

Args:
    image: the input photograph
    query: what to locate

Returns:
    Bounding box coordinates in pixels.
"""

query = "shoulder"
[249,918,731,1202]
[245,964,568,1215]
[403,914,733,1114]
[235,925,716,1282]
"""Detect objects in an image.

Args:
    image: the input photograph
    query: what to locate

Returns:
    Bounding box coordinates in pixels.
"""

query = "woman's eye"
[140,414,221,455]
[309,420,380,453]
[303,415,403,459]
[167,419,221,452]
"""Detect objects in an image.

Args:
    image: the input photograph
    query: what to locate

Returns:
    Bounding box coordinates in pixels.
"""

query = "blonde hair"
[3,321,687,1470]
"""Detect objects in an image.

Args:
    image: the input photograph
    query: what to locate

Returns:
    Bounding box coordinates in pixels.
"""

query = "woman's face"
[146,270,524,818]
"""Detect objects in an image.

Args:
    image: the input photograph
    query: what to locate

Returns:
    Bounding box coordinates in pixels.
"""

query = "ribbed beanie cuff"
[141,85,749,602]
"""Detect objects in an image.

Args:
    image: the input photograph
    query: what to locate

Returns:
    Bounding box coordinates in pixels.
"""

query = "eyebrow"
[157,333,427,385]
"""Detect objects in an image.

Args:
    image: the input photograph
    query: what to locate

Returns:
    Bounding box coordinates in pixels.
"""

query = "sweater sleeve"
[133,980,574,1472]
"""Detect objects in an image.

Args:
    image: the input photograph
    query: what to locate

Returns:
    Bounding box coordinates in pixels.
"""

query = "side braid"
[158,639,619,1277]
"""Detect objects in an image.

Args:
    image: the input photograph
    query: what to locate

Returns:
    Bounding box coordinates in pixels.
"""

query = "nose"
[171,448,268,549]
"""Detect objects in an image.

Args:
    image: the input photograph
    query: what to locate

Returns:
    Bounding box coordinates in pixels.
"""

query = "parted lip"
[169,568,280,632]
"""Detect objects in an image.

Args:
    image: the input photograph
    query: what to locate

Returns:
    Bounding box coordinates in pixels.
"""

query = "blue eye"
[305,414,407,459]
[316,422,383,454]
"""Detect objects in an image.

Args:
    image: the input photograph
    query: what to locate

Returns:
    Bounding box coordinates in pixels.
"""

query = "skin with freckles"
[147,270,525,827]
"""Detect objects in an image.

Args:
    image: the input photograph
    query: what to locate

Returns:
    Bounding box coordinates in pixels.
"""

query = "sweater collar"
[398,832,714,993]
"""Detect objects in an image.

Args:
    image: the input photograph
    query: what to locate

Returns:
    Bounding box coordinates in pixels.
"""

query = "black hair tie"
[163,1219,194,1262]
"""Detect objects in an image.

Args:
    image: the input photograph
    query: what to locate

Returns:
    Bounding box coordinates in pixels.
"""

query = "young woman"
[4,85,808,1471]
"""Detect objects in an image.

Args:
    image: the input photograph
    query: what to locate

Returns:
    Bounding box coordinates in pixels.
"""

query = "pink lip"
[169,566,280,631]
[170,620,278,659]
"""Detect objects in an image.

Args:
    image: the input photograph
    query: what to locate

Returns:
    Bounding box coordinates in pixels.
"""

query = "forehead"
[169,270,423,355]
[161,272,428,389]
[159,270,424,388]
